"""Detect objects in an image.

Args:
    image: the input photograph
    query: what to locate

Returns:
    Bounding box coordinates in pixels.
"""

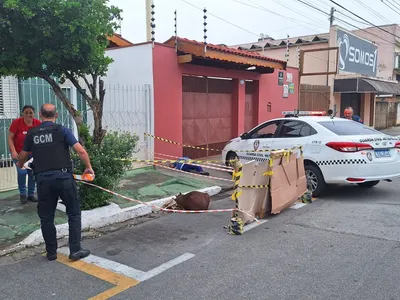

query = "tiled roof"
[173,37,286,64]
[232,33,330,50]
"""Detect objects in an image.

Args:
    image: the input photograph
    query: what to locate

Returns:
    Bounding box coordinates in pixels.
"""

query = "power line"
[329,0,400,39]
[295,0,397,45]
[232,0,324,33]
[381,0,400,15]
[229,0,337,64]
[295,0,329,15]
[180,0,260,37]
[353,0,391,23]
[309,0,332,10]
[335,10,370,26]
[268,0,328,27]
[388,0,400,10]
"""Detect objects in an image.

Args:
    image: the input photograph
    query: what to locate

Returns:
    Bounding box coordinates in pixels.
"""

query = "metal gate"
[375,102,388,129]
[388,102,397,127]
[182,75,233,159]
[396,103,400,125]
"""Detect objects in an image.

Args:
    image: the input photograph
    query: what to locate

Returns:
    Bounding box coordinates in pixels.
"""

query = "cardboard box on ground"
[236,150,307,224]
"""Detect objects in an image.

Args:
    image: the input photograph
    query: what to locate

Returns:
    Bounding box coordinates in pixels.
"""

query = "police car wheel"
[357,180,380,188]
[226,151,239,168]
[305,164,326,197]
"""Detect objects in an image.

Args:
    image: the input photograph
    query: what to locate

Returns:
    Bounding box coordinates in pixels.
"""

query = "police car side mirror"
[240,132,248,139]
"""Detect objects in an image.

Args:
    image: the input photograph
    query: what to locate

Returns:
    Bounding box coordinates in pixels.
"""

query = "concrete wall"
[105,43,154,85]
[61,43,156,159]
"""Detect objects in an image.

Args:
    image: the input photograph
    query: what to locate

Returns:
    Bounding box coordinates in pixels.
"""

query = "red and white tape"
[78,180,260,223]
[145,161,234,182]
[151,151,234,170]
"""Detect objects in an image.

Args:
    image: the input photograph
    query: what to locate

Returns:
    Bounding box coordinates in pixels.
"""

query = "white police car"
[222,111,400,197]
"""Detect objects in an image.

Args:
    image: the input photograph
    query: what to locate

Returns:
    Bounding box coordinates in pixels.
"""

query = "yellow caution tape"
[239,184,269,189]
[231,164,243,202]
[228,217,244,235]
[263,171,273,176]
[283,151,290,163]
[231,189,243,200]
[144,132,303,153]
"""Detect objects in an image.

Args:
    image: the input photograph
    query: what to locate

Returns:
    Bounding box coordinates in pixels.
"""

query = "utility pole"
[146,0,153,42]
[326,7,335,85]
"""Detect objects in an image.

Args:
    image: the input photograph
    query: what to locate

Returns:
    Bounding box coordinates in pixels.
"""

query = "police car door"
[240,120,282,163]
[272,119,315,153]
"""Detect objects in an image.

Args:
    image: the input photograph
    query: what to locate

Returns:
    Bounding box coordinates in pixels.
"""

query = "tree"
[0,0,122,145]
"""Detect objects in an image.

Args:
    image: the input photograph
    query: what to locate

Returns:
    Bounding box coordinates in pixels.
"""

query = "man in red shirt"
[8,105,41,203]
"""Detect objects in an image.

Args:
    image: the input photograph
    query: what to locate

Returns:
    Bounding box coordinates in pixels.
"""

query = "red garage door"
[182,75,233,159]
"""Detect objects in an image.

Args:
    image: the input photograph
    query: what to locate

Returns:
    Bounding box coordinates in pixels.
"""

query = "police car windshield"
[317,120,381,136]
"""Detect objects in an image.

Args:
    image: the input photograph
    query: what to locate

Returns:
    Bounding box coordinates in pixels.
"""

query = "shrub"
[72,124,138,210]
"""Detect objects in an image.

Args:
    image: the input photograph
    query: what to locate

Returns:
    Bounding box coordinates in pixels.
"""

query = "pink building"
[234,24,400,129]
[101,37,299,159]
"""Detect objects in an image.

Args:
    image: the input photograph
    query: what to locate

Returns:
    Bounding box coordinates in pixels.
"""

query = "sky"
[108,0,400,46]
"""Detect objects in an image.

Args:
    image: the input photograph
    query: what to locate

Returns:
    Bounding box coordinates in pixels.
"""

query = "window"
[276,120,317,138]
[318,120,380,136]
[0,77,19,119]
[248,121,280,139]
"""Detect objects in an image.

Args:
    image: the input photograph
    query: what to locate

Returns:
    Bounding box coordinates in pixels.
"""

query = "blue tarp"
[172,157,205,173]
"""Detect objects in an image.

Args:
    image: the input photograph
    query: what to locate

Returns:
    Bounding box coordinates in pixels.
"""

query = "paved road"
[1,179,400,300]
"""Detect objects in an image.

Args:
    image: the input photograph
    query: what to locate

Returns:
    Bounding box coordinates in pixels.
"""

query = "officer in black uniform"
[17,103,94,261]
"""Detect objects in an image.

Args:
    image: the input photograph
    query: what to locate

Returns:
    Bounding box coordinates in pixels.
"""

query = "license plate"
[374,149,391,158]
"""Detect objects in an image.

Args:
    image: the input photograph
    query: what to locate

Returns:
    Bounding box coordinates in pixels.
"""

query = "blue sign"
[336,28,378,77]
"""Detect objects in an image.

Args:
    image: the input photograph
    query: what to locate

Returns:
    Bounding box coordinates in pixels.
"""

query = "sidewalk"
[0,164,231,251]
[380,126,400,137]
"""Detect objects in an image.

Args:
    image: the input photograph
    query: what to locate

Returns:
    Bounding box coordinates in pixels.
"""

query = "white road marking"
[58,247,195,282]
[58,247,146,280]
[138,253,195,281]
[290,202,307,209]
[243,219,268,232]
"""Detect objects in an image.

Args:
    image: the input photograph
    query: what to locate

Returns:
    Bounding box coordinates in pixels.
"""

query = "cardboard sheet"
[270,153,299,214]
[236,161,269,224]
[235,151,308,223]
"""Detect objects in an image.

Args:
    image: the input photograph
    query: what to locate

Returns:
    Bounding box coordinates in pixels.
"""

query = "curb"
[0,186,222,257]
[220,186,234,193]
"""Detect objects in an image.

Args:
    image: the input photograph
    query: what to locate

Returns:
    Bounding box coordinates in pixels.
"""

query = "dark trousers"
[36,173,81,254]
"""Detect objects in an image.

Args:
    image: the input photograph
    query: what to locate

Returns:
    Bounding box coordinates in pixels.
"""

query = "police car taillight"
[395,141,400,148]
[326,142,373,152]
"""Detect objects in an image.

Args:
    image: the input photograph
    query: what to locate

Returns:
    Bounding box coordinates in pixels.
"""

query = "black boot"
[20,194,27,204]
[69,248,90,261]
[46,253,57,261]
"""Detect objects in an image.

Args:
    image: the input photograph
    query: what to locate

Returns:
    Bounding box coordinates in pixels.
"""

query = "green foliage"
[0,0,122,79]
[73,124,138,210]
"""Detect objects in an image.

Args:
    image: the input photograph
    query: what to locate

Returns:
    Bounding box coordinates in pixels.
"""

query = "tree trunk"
[92,106,106,145]
[40,74,83,126]
[40,73,87,145]
[92,79,106,145]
